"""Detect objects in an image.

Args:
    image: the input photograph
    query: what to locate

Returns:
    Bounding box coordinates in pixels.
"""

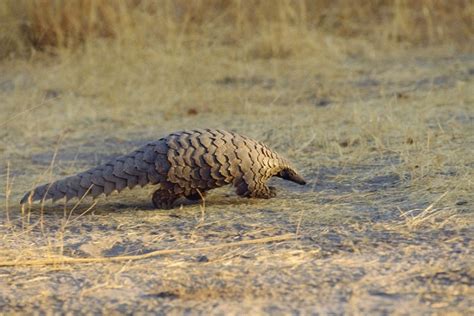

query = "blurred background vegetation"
[0,0,472,60]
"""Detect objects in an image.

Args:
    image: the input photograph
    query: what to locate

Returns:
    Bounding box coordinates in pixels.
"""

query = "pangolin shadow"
[17,194,280,214]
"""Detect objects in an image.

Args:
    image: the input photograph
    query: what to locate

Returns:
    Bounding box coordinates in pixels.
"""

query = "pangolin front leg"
[235,181,276,199]
[254,185,277,199]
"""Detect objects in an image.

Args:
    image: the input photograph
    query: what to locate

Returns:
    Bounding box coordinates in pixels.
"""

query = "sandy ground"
[0,45,473,314]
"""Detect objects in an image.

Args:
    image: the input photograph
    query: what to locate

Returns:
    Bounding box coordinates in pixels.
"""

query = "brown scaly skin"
[21,129,306,209]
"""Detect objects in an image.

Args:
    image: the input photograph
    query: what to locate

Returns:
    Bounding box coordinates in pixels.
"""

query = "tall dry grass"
[0,0,473,59]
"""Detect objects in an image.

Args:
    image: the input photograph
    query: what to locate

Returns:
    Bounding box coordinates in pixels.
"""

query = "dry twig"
[0,233,296,267]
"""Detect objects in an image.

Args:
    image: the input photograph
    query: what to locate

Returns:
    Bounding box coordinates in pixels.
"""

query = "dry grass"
[0,233,296,267]
[0,0,473,59]
[0,0,473,314]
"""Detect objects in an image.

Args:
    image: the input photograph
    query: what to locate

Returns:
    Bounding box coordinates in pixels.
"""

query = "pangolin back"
[21,129,306,208]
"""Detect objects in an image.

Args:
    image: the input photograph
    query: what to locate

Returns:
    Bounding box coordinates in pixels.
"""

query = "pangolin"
[20,129,306,209]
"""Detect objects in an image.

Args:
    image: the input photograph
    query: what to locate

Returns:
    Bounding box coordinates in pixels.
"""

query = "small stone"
[316,98,331,107]
[44,89,60,99]
[187,108,198,115]
[196,255,209,263]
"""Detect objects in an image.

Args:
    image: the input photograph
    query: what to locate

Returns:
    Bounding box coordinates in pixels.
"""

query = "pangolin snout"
[278,168,307,185]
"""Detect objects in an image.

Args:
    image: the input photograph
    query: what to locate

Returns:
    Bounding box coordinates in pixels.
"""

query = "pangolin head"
[276,167,306,185]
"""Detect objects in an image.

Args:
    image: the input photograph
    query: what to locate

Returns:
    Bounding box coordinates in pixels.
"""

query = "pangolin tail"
[20,141,168,205]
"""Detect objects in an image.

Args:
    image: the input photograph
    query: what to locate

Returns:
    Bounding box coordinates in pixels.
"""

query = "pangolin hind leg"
[152,183,182,209]
[185,190,207,201]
